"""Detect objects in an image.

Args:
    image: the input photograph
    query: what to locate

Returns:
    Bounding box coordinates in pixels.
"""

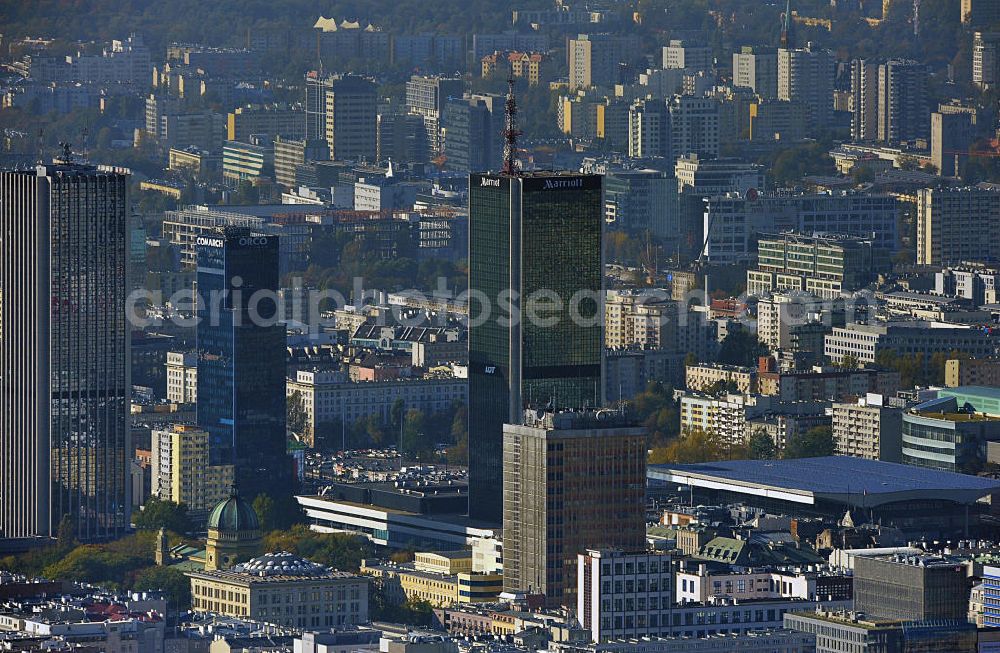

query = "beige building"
[832,395,903,462]
[166,351,198,404]
[917,187,1000,265]
[685,363,757,393]
[151,424,233,512]
[503,411,647,609]
[360,553,502,607]
[286,370,467,447]
[604,290,710,361]
[188,551,368,629]
[945,358,1000,388]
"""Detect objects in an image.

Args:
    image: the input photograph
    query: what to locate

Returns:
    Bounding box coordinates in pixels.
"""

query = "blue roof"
[941,386,1000,400]
[649,456,1000,504]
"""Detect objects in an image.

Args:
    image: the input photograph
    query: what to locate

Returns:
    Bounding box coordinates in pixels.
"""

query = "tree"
[252,494,276,532]
[748,429,777,460]
[836,353,860,370]
[133,566,191,609]
[783,426,836,459]
[134,498,192,534]
[402,409,434,460]
[649,428,746,464]
[56,513,77,551]
[261,525,373,572]
[629,381,680,446]
[717,328,769,367]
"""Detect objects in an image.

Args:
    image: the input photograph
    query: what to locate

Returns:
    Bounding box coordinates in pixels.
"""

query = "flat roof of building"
[648,456,1000,508]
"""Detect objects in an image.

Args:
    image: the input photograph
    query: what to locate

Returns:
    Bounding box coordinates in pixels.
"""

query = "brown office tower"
[502,410,647,608]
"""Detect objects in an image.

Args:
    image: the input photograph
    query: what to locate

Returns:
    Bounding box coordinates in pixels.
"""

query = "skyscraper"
[196,229,289,497]
[325,75,377,162]
[502,410,647,607]
[1,160,130,546]
[732,46,778,99]
[467,171,604,522]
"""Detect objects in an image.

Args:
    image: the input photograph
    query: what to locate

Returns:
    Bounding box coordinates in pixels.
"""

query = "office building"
[1,161,129,545]
[945,358,1000,387]
[325,75,377,162]
[832,396,902,462]
[151,425,234,514]
[702,193,899,264]
[748,98,808,143]
[377,112,429,164]
[662,40,712,70]
[569,34,633,90]
[964,0,1000,25]
[604,169,678,238]
[503,411,647,608]
[901,395,1000,473]
[468,172,604,523]
[162,205,310,275]
[784,610,976,653]
[222,137,273,186]
[196,230,289,497]
[747,233,876,299]
[854,553,970,621]
[227,104,306,143]
[577,549,673,643]
[406,75,464,157]
[825,322,998,366]
[916,187,1000,265]
[732,46,778,98]
[305,73,332,141]
[443,95,505,173]
[188,551,368,628]
[877,60,928,143]
[675,156,764,196]
[931,110,974,177]
[778,46,834,127]
[273,137,328,188]
[974,31,1000,89]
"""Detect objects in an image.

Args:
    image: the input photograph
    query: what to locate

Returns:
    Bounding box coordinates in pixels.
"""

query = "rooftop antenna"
[57,141,73,164]
[36,127,44,164]
[780,0,792,48]
[81,126,89,161]
[501,73,522,176]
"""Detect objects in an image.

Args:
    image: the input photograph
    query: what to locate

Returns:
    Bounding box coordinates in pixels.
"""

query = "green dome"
[207,488,260,532]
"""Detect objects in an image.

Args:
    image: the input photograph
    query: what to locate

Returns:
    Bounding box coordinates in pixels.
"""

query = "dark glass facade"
[1,165,129,543]
[196,230,289,497]
[468,173,603,522]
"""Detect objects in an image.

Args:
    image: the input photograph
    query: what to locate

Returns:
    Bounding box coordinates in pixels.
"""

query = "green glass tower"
[467,172,604,522]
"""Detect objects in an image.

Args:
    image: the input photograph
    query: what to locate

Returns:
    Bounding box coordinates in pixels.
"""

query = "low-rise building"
[902,395,1000,473]
[285,370,467,447]
[784,610,976,653]
[187,551,368,629]
[824,322,999,366]
[748,233,877,299]
[360,557,502,607]
[945,358,1000,388]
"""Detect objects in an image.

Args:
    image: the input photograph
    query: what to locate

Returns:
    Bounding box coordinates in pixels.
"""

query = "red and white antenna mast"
[501,74,522,176]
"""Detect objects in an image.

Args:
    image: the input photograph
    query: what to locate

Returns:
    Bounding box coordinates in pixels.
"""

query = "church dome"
[207,487,260,533]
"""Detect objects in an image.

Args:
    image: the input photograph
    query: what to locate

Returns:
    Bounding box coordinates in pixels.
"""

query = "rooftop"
[649,456,1000,508]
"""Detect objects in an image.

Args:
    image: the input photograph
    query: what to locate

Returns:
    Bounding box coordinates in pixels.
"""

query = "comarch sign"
[195,236,224,248]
